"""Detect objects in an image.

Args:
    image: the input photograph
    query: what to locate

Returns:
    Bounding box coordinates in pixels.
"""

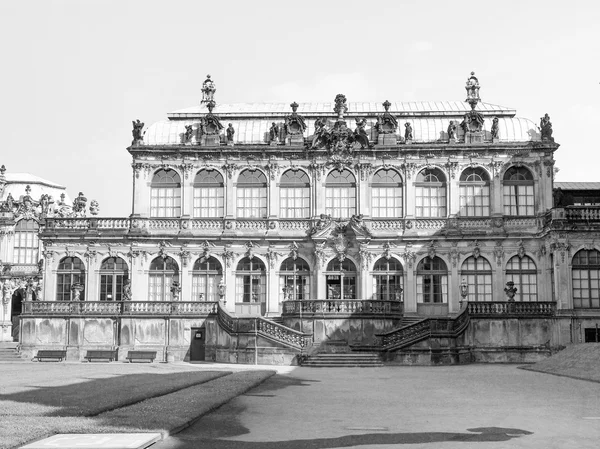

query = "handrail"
[282,299,403,316]
[467,301,556,316]
[215,303,312,350]
[21,301,219,316]
[376,301,471,351]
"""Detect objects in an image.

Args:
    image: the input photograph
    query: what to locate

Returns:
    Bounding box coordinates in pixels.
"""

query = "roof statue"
[375,100,398,135]
[540,113,553,141]
[333,94,348,120]
[447,120,457,142]
[226,123,235,144]
[284,102,307,146]
[132,119,144,145]
[201,74,216,104]
[491,117,500,140]
[465,71,480,106]
[354,118,372,149]
[404,122,413,141]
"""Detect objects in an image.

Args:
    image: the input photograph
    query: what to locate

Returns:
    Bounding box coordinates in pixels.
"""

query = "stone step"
[0,348,26,362]
[0,342,18,349]
[303,352,383,368]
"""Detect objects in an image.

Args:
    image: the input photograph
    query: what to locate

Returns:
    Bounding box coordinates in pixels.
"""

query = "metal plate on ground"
[20,433,161,449]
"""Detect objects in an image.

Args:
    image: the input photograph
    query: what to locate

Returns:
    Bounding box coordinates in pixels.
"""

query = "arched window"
[325,170,356,218]
[280,170,310,218]
[459,167,490,217]
[572,249,600,308]
[325,258,356,299]
[279,257,310,301]
[100,257,129,301]
[150,169,181,218]
[193,169,224,218]
[371,169,403,218]
[503,167,534,216]
[236,170,267,218]
[506,255,537,301]
[415,168,447,218]
[372,257,403,301]
[148,256,179,302]
[416,256,448,304]
[13,219,39,264]
[192,257,222,301]
[236,257,266,304]
[460,256,492,301]
[56,257,85,301]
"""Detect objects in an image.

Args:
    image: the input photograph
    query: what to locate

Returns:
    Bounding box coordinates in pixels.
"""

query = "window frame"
[459,167,491,217]
[191,256,223,301]
[416,256,448,304]
[505,255,538,302]
[236,169,268,218]
[372,257,404,301]
[279,257,310,301]
[325,169,357,218]
[415,168,447,218]
[150,169,182,218]
[99,257,129,301]
[148,256,179,302]
[371,169,403,218]
[460,256,493,302]
[13,219,39,265]
[503,167,535,216]
[572,249,600,308]
[56,257,86,301]
[193,169,225,218]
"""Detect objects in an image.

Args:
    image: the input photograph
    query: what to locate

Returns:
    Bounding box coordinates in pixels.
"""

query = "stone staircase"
[302,352,383,368]
[397,315,426,328]
[0,342,25,362]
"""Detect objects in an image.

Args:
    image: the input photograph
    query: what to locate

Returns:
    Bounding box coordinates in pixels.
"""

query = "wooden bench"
[126,350,157,363]
[85,350,117,362]
[33,350,67,362]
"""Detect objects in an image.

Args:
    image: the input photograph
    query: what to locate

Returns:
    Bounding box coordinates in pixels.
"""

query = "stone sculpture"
[132,120,144,144]
[540,113,553,140]
[226,123,235,143]
[269,122,280,142]
[201,74,216,103]
[404,122,413,141]
[447,121,456,141]
[89,200,100,216]
[491,117,499,139]
[353,118,371,149]
[184,125,194,143]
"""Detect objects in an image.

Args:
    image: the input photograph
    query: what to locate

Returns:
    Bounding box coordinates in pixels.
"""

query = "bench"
[126,350,157,363]
[85,350,118,362]
[33,350,67,362]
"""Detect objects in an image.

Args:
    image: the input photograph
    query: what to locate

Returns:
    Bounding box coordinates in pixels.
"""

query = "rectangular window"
[416,186,446,218]
[13,231,39,264]
[325,187,356,218]
[280,187,309,218]
[459,185,490,217]
[503,185,534,216]
[151,187,181,217]
[372,187,403,218]
[193,187,224,217]
[237,187,267,218]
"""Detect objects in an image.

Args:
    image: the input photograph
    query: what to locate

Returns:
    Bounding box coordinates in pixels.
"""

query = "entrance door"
[11,290,24,342]
[190,327,206,361]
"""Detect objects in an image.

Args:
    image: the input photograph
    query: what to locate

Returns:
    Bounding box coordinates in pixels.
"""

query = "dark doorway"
[10,290,24,342]
[584,327,600,343]
[190,327,206,361]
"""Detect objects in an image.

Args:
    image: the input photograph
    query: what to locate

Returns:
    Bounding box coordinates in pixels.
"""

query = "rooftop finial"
[201,74,216,104]
[333,94,348,120]
[465,71,480,109]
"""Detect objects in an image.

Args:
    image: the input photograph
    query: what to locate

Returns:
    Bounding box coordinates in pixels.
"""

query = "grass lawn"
[0,363,275,449]
[520,343,600,383]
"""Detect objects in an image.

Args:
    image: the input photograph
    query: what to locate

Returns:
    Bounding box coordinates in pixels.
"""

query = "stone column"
[404,263,416,313]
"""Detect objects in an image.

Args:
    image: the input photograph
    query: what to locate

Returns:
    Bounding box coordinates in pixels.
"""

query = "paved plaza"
[158,365,600,449]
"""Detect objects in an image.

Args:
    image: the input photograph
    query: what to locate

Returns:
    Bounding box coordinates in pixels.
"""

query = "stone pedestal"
[377,134,398,146]
[269,140,279,146]
[465,131,484,144]
[492,138,499,143]
[287,135,304,146]
[202,135,220,146]
[405,139,413,145]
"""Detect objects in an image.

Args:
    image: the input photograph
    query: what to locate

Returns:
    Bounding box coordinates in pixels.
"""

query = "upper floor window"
[150,169,181,218]
[192,257,223,301]
[148,256,179,302]
[572,249,600,308]
[372,257,404,301]
[280,170,310,219]
[100,257,129,301]
[371,169,403,218]
[506,255,537,301]
[193,169,224,218]
[236,169,267,218]
[56,257,85,301]
[325,169,356,218]
[13,219,39,264]
[459,167,490,217]
[279,257,310,301]
[416,256,448,303]
[503,167,534,216]
[460,256,492,301]
[415,168,447,218]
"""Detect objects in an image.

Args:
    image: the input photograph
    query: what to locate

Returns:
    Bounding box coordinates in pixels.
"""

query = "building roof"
[554,182,600,190]
[1,172,70,204]
[143,115,539,146]
[168,101,516,119]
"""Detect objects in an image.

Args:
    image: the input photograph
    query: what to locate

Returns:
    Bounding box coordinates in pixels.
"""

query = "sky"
[1,0,599,217]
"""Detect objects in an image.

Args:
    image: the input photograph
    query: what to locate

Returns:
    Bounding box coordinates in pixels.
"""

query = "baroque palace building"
[3,73,600,364]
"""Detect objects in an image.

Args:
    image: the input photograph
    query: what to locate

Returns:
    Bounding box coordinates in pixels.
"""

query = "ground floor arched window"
[372,257,403,301]
[56,257,86,301]
[235,257,266,304]
[572,249,600,308]
[505,255,537,301]
[279,257,310,302]
[416,256,448,303]
[325,258,357,300]
[460,256,493,301]
[191,257,222,301]
[148,256,179,301]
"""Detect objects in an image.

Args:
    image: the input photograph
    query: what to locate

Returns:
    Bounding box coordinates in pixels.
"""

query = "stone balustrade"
[467,301,556,316]
[282,299,403,316]
[564,206,600,222]
[21,300,219,316]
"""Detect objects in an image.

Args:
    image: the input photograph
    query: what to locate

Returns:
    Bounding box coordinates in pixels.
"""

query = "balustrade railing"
[282,300,403,316]
[21,301,219,316]
[467,301,556,316]
[564,206,600,222]
[215,303,311,349]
